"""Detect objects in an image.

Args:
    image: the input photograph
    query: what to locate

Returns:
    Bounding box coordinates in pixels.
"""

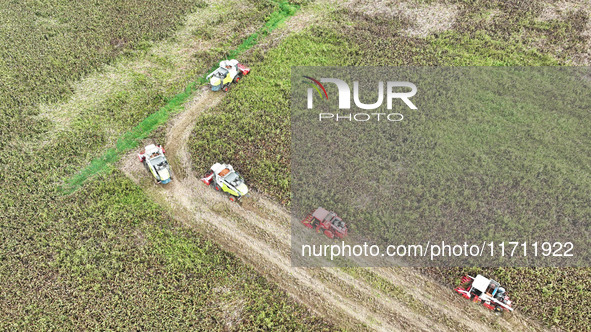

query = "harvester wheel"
[223,86,229,92]
[494,306,503,315]
[229,196,235,202]
[324,230,335,239]
[233,75,241,83]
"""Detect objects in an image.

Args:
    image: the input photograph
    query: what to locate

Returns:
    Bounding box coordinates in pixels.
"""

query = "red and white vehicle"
[301,207,348,239]
[455,274,513,313]
[137,144,172,184]
[206,59,250,92]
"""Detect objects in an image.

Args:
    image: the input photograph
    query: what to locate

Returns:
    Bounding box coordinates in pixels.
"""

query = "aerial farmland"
[1,0,590,330]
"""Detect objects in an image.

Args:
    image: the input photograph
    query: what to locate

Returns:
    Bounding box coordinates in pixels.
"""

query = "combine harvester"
[138,144,172,184]
[206,59,250,92]
[455,274,513,314]
[202,163,249,202]
[301,207,348,239]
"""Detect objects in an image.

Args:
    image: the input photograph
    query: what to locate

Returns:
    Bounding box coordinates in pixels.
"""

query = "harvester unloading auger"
[301,207,348,239]
[455,274,513,314]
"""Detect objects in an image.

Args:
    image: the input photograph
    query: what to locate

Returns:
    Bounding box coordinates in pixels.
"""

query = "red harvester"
[455,274,513,313]
[301,207,348,239]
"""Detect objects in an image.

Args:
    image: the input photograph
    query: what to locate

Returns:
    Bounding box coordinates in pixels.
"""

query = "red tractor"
[301,207,348,239]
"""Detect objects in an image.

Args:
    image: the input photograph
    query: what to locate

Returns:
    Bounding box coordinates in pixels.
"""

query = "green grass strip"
[197,0,298,84]
[62,0,299,194]
[62,82,198,194]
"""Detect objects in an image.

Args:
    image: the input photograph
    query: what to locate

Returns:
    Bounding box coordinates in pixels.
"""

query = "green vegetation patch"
[1,170,333,330]
[189,25,354,203]
[62,82,197,193]
[0,0,203,143]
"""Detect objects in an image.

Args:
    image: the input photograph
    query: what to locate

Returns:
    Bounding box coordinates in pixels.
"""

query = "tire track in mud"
[119,85,549,332]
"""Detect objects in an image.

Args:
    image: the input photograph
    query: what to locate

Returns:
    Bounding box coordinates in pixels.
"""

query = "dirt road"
[120,85,551,332]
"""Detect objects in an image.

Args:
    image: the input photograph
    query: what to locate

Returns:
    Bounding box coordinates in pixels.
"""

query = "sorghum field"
[0,0,331,330]
[1,0,590,330]
[189,0,591,330]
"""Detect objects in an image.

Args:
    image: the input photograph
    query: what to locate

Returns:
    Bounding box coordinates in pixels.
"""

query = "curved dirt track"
[120,86,552,332]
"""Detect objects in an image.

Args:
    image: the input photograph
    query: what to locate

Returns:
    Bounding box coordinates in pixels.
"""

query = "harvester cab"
[455,274,513,313]
[201,163,248,201]
[138,144,172,184]
[206,59,250,92]
[301,207,348,239]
